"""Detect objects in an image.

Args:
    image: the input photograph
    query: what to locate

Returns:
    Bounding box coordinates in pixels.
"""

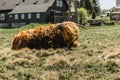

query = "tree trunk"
[68,0,71,20]
[74,0,78,23]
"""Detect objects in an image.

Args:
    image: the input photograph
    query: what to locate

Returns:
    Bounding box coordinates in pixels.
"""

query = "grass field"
[0,23,120,80]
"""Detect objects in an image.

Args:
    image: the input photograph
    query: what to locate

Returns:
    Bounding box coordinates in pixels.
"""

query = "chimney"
[33,0,38,4]
[16,1,20,6]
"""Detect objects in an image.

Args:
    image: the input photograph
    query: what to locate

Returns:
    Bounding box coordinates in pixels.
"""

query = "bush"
[77,8,88,24]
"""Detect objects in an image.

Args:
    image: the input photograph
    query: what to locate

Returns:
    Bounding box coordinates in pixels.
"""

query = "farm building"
[110,0,120,21]
[110,11,120,21]
[0,0,75,27]
[0,0,18,27]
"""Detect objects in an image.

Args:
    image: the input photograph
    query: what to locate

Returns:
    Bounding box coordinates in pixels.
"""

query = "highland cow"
[11,21,79,50]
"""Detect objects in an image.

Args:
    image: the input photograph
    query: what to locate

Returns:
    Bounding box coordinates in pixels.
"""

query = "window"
[28,13,31,19]
[0,14,5,20]
[56,0,59,7]
[9,15,12,18]
[15,14,18,20]
[36,13,40,19]
[21,14,25,19]
[56,0,62,7]
[59,1,62,7]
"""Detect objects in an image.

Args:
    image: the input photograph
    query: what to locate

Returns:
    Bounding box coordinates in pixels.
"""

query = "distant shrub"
[77,8,88,24]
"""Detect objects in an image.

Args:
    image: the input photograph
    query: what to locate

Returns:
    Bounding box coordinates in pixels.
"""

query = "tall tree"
[79,0,101,18]
[68,0,72,20]
[74,0,78,23]
[93,0,101,16]
[80,0,85,7]
[79,0,93,13]
[85,0,93,13]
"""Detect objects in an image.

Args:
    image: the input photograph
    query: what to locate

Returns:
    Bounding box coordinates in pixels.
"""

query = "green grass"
[0,23,120,80]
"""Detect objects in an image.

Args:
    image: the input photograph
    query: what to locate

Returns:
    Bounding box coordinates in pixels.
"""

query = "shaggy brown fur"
[11,21,79,50]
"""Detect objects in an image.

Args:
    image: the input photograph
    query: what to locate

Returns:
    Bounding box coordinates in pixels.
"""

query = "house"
[110,11,120,21]
[0,0,70,27]
[0,0,18,27]
[110,0,120,20]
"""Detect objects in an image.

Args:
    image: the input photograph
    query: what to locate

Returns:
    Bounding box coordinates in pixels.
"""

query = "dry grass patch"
[40,71,59,80]
[44,54,70,67]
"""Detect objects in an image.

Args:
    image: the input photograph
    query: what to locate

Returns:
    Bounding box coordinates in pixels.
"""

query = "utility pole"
[74,0,78,23]
[68,0,71,21]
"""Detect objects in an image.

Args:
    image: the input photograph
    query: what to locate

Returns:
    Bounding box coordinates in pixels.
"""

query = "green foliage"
[79,0,86,7]
[77,8,88,24]
[93,0,101,16]
[85,0,93,13]
[79,0,101,18]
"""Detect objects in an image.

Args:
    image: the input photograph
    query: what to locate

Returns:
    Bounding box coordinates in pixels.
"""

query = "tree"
[80,0,86,7]
[74,0,78,23]
[93,0,101,16]
[77,8,88,24]
[79,0,101,19]
[68,0,72,20]
[85,0,93,14]
[92,10,96,19]
[79,0,93,13]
